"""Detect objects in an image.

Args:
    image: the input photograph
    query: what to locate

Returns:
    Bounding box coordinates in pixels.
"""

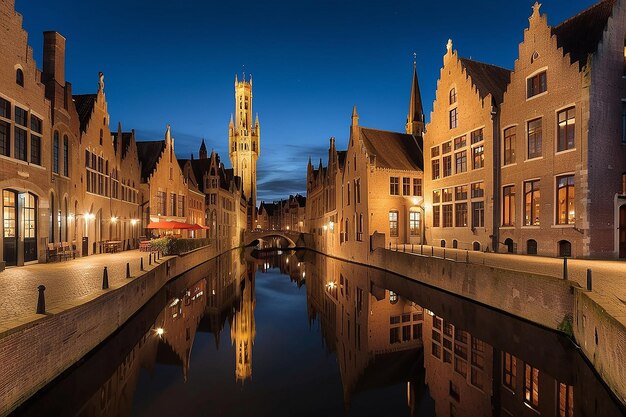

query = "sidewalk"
[0,250,156,330]
[390,244,626,322]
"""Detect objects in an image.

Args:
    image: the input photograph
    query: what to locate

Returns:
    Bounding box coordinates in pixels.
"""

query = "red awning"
[188,224,210,230]
[146,221,194,230]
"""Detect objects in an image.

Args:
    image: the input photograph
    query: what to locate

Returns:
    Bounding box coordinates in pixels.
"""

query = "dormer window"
[527,71,547,98]
[16,68,24,87]
[449,88,457,105]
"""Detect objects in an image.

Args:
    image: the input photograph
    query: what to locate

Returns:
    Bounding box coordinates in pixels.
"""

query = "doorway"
[3,190,38,266]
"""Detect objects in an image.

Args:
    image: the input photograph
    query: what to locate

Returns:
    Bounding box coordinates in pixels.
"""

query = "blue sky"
[17,0,596,203]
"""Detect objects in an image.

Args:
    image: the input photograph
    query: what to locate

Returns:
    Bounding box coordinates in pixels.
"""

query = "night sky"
[17,0,596,203]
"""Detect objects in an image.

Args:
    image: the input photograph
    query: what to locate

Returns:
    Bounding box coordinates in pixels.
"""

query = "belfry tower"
[229,72,260,216]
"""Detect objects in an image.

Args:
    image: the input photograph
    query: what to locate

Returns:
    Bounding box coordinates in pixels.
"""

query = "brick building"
[424,40,510,252]
[497,1,626,258]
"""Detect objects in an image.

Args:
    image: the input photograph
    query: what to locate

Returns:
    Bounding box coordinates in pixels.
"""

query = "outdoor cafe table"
[104,240,122,253]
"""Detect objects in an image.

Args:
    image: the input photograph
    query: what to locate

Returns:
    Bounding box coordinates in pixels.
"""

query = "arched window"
[53,132,59,174]
[49,192,55,243]
[452,239,458,249]
[558,240,571,258]
[473,242,481,251]
[527,239,538,255]
[99,129,103,145]
[440,239,446,248]
[63,135,69,176]
[389,291,398,305]
[449,87,457,104]
[16,68,24,86]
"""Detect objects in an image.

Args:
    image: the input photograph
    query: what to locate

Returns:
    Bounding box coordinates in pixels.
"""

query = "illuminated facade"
[230,265,256,382]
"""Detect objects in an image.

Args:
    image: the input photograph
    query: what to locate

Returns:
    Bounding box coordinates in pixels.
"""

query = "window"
[503,352,516,390]
[442,188,453,202]
[0,98,9,157]
[455,185,467,200]
[390,177,399,195]
[433,190,441,204]
[503,126,516,165]
[471,182,484,198]
[402,177,411,195]
[556,175,575,224]
[412,178,422,196]
[15,106,26,127]
[178,195,185,217]
[558,383,574,417]
[30,115,42,166]
[15,125,26,161]
[558,107,576,151]
[63,135,69,176]
[409,210,420,236]
[454,135,466,150]
[433,206,440,227]
[99,129,103,145]
[472,201,484,228]
[389,211,398,237]
[389,327,400,344]
[472,145,484,169]
[432,159,440,180]
[503,185,516,226]
[455,151,467,173]
[527,239,538,255]
[449,108,458,129]
[346,183,350,205]
[455,203,468,227]
[442,204,453,227]
[16,68,24,86]
[3,191,16,239]
[527,118,542,159]
[527,71,547,98]
[524,180,540,226]
[443,155,452,177]
[431,146,440,158]
[355,178,361,203]
[524,364,539,408]
[157,191,166,215]
[53,131,60,173]
[471,128,483,144]
[449,88,457,104]
[442,141,452,154]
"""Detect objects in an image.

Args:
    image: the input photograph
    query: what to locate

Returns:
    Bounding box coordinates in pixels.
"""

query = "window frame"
[526,69,548,99]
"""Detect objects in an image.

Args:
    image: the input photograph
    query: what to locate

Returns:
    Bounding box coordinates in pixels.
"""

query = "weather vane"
[413,52,417,67]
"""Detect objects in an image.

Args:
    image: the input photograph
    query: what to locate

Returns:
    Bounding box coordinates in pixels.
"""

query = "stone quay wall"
[0,244,225,416]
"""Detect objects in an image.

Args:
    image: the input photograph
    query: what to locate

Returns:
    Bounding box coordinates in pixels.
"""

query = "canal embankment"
[305,238,626,406]
[0,244,230,416]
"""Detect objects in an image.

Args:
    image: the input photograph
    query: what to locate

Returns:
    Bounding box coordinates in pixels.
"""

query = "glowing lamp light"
[323,224,328,231]
[326,281,336,290]
[130,219,138,226]
[111,216,118,224]
[155,327,164,337]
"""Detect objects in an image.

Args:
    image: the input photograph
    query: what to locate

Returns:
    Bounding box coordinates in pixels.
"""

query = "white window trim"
[525,66,549,101]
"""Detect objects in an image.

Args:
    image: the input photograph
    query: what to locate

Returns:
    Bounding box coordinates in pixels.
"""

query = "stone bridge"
[243,230,312,249]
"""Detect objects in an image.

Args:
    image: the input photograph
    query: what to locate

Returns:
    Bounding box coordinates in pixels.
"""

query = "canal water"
[12,250,625,417]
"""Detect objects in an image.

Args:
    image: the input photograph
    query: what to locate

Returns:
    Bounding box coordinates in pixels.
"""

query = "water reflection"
[13,250,624,417]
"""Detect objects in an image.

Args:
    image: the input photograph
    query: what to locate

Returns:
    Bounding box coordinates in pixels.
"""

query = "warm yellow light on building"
[130,219,138,226]
[155,327,164,337]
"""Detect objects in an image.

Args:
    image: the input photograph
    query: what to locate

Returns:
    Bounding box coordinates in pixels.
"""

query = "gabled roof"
[459,59,511,105]
[178,158,211,191]
[552,0,615,69]
[360,128,424,171]
[73,94,96,133]
[136,140,166,181]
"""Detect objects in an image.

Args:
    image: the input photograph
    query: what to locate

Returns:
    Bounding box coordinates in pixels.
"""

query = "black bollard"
[389,242,391,250]
[102,266,109,289]
[149,252,152,265]
[126,262,131,278]
[431,246,434,256]
[140,257,144,271]
[443,248,446,259]
[36,285,46,314]
[466,251,470,264]
[563,257,568,281]
[420,244,423,255]
[587,269,592,291]
[403,243,406,252]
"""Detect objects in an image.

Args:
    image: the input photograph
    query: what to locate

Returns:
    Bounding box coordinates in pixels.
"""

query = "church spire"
[199,138,207,159]
[406,55,425,136]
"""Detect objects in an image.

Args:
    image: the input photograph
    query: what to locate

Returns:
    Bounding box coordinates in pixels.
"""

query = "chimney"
[43,31,66,86]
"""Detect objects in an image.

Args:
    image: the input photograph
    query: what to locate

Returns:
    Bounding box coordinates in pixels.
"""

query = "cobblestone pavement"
[0,250,156,329]
[392,244,626,322]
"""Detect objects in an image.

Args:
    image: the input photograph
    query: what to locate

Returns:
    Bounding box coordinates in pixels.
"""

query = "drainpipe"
[491,103,501,253]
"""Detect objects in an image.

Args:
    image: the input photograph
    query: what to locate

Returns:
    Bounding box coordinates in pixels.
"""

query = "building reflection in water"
[14,249,625,417]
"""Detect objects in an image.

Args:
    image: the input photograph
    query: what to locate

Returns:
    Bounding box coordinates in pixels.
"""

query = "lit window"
[409,210,420,236]
[455,202,467,227]
[524,364,539,408]
[556,175,575,225]
[502,352,516,390]
[558,383,574,417]
[503,185,515,226]
[389,211,398,237]
[524,180,540,226]
[473,145,484,169]
[527,71,547,98]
